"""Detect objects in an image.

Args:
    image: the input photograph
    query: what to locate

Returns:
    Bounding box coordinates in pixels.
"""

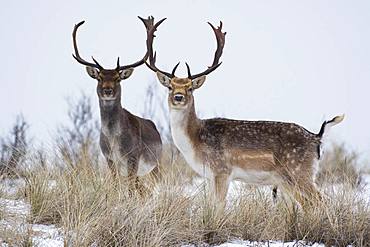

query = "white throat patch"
[169,109,213,179]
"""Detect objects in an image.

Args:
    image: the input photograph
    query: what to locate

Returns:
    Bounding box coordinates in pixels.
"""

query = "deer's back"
[199,118,320,150]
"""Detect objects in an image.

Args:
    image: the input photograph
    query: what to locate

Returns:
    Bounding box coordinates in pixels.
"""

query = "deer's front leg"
[212,173,230,212]
[106,158,117,179]
[99,134,117,179]
[127,155,149,197]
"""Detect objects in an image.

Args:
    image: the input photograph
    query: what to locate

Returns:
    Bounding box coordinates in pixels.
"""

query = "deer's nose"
[174,94,184,102]
[103,88,114,96]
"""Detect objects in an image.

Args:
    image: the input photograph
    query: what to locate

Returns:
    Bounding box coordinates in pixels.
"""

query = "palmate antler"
[146,20,226,79]
[72,16,156,71]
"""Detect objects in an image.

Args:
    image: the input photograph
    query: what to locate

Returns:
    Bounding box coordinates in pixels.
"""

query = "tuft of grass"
[24,168,60,224]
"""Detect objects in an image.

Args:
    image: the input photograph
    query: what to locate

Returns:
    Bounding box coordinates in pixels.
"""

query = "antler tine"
[187,21,226,80]
[72,21,104,70]
[144,17,175,78]
[171,62,180,76]
[138,15,155,32]
[117,16,158,71]
[91,56,104,69]
[185,62,191,78]
[116,57,120,70]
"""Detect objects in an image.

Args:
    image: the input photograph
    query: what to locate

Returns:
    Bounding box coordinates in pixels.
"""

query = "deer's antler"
[72,21,104,70]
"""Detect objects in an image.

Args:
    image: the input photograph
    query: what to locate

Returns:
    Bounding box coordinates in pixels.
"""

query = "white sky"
[0,0,369,159]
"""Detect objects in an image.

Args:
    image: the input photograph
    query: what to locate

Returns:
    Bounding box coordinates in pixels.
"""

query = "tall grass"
[12,146,368,247]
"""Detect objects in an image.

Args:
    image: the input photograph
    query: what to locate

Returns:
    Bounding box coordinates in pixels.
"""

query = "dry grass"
[0,144,368,247]
[316,143,361,187]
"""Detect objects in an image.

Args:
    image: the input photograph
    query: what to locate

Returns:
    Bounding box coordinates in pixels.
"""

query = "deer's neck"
[169,100,215,178]
[169,101,201,153]
[99,98,128,135]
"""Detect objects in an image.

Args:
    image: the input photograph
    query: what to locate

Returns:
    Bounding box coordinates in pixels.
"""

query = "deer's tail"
[317,114,345,139]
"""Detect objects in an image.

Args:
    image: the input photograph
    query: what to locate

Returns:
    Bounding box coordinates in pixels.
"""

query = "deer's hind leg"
[137,147,162,197]
[280,164,322,209]
[272,186,278,203]
[287,180,322,210]
[275,147,322,208]
[298,157,323,205]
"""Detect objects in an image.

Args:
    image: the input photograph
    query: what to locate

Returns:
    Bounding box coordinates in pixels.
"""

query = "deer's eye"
[168,86,173,91]
[188,88,193,93]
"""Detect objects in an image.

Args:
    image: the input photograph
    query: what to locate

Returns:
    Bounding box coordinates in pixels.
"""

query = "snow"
[183,240,326,247]
[215,240,325,247]
[0,198,29,218]
[0,198,63,246]
[0,178,25,197]
[31,224,64,247]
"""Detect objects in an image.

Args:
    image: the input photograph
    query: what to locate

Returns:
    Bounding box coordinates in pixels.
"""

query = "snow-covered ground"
[0,198,63,246]
[196,240,325,247]
[0,179,63,247]
[0,175,369,246]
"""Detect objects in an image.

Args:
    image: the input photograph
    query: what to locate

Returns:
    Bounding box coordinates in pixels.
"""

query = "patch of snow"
[216,240,325,247]
[0,198,30,218]
[184,240,325,247]
[32,238,64,247]
[48,180,57,189]
[32,224,62,242]
[0,178,25,197]
[0,197,63,246]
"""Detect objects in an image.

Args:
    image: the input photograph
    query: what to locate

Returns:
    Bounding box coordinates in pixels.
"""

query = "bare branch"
[0,114,30,175]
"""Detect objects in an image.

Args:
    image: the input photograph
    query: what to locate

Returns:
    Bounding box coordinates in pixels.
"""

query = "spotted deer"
[72,17,162,191]
[146,19,344,206]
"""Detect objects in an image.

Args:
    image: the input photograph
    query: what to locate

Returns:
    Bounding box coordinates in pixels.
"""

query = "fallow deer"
[146,19,344,207]
[72,17,162,191]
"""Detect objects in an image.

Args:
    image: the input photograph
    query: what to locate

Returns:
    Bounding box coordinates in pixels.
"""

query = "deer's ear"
[156,71,171,88]
[192,75,206,89]
[86,66,99,79]
[119,68,134,80]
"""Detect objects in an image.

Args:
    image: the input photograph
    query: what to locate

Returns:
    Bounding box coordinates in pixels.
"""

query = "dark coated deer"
[146,19,344,207]
[72,17,162,192]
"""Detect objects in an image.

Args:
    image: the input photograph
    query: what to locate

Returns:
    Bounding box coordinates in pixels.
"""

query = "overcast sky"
[1,0,369,160]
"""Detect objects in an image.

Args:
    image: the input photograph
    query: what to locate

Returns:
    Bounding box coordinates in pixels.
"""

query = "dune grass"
[0,144,369,246]
[15,151,369,246]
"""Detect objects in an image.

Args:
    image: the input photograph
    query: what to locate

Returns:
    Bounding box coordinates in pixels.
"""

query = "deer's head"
[146,20,226,109]
[72,17,155,104]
